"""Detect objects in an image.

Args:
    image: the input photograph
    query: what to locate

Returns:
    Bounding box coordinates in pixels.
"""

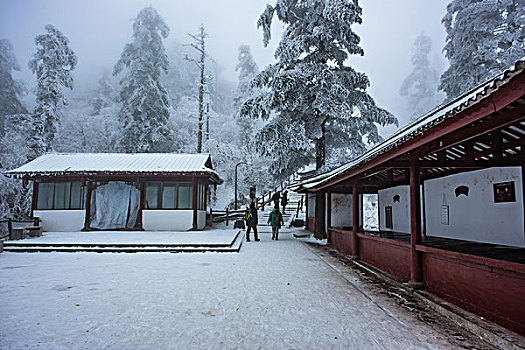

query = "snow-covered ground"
[7,229,239,245]
[1,227,461,349]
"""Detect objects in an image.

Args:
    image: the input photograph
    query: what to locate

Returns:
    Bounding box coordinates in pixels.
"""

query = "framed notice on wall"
[441,205,449,225]
[493,181,516,203]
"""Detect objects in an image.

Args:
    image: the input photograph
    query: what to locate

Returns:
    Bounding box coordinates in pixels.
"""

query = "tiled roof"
[6,153,223,183]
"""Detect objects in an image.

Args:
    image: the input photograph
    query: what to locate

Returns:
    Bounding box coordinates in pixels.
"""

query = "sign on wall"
[493,181,516,203]
[441,205,449,225]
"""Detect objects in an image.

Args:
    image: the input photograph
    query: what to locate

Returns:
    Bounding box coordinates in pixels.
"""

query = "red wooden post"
[209,208,213,227]
[226,208,229,226]
[262,194,265,211]
[327,191,332,244]
[31,181,39,219]
[522,159,525,239]
[409,160,423,286]
[192,178,198,230]
[83,181,92,231]
[352,183,359,258]
[137,177,144,230]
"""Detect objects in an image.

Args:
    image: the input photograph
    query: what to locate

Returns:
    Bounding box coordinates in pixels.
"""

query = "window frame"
[144,181,193,210]
[36,181,85,210]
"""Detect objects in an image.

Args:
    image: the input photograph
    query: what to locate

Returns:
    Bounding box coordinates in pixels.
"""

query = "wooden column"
[31,181,39,219]
[522,159,525,239]
[352,183,359,258]
[326,191,332,244]
[409,160,423,287]
[137,178,144,230]
[314,191,326,239]
[82,181,92,231]
[192,178,198,230]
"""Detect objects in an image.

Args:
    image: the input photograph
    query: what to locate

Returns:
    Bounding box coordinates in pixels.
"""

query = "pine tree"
[234,45,259,147]
[0,39,31,219]
[184,24,210,153]
[27,25,77,160]
[399,33,443,122]
[0,39,27,138]
[113,6,174,153]
[242,0,397,173]
[440,0,525,100]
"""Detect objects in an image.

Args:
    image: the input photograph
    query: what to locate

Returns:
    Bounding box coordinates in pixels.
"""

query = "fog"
[0,0,450,132]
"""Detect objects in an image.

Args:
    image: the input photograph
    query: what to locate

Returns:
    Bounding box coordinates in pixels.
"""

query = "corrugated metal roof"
[296,57,525,191]
[6,153,222,182]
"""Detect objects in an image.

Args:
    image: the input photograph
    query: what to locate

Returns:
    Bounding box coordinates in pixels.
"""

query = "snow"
[1,227,461,349]
[5,229,239,245]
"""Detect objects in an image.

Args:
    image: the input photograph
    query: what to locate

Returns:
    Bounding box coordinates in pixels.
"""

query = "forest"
[1,0,523,219]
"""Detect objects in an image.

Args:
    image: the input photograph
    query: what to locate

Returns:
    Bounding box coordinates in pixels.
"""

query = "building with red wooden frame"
[7,153,223,232]
[294,58,525,335]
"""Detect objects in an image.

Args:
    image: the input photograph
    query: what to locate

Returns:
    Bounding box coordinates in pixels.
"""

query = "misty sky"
[0,0,450,133]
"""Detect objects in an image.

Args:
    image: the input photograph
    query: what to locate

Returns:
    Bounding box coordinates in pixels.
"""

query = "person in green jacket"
[268,205,284,240]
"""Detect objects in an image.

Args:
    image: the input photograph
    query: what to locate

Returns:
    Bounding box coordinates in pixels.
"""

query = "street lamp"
[234,161,247,210]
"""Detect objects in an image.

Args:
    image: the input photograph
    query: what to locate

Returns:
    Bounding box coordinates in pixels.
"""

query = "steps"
[2,231,243,254]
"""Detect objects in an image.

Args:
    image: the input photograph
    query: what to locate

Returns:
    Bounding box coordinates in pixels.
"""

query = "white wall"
[142,210,194,231]
[197,210,206,230]
[378,185,411,234]
[331,193,352,228]
[34,210,85,232]
[425,167,524,247]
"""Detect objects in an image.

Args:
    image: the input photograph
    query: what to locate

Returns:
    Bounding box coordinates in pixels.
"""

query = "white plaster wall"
[142,210,194,231]
[34,210,85,232]
[378,185,410,234]
[307,194,316,217]
[198,210,206,230]
[425,167,524,247]
[331,193,352,228]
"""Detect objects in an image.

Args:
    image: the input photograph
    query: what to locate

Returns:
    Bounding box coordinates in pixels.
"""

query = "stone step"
[3,232,243,254]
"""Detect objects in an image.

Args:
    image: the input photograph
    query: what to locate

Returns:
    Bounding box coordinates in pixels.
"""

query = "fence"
[0,217,40,240]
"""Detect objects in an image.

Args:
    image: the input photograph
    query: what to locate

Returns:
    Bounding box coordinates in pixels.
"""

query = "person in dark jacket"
[244,202,259,241]
[281,190,288,214]
[271,191,280,208]
[267,205,284,240]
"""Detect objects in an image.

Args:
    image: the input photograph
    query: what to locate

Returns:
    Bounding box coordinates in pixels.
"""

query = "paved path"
[0,230,485,349]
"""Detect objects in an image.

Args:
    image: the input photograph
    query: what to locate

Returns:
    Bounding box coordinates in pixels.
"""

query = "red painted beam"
[352,183,359,257]
[409,161,423,284]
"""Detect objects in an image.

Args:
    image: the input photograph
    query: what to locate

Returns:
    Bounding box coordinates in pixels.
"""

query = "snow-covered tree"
[27,25,77,160]
[91,72,114,116]
[184,24,210,153]
[440,0,525,100]
[0,39,28,137]
[399,33,443,122]
[0,40,31,219]
[242,0,397,173]
[113,6,174,153]
[234,45,259,147]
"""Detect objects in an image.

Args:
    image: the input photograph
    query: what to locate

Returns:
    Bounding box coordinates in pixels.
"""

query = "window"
[178,183,192,209]
[36,182,85,210]
[145,182,193,210]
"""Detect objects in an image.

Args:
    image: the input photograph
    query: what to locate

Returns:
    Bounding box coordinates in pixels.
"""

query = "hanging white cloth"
[90,181,140,230]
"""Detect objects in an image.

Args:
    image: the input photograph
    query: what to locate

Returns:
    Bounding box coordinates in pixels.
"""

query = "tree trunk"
[314,191,326,239]
[197,26,206,153]
[315,121,326,170]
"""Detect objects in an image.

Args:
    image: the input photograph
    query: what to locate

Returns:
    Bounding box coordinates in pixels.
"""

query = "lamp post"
[235,161,247,210]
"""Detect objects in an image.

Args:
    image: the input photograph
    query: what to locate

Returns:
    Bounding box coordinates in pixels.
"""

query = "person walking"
[281,190,288,214]
[268,205,284,240]
[244,202,259,242]
[271,191,280,209]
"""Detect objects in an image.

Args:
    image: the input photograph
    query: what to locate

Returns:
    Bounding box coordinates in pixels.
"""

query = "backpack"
[272,210,280,225]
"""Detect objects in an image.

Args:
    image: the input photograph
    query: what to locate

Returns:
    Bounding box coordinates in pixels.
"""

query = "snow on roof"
[294,57,525,192]
[6,153,223,183]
